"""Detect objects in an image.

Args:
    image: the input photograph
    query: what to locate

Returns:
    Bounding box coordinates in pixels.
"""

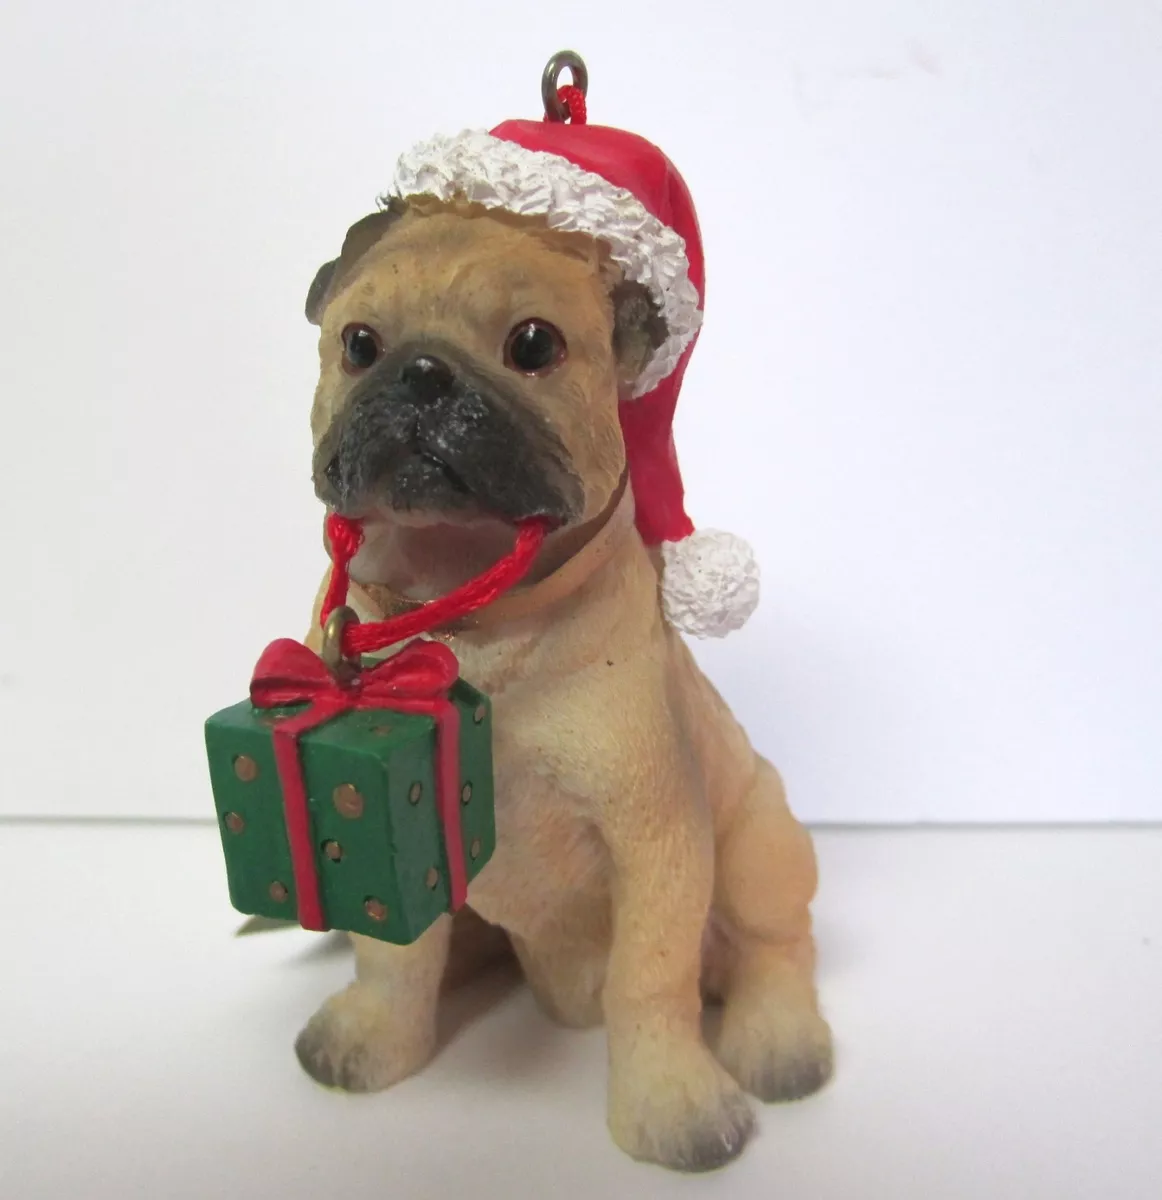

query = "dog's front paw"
[608,1037,755,1172]
[294,982,435,1093]
[715,993,834,1104]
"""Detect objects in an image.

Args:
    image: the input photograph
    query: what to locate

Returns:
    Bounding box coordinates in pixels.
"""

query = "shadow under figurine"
[219,53,833,1173]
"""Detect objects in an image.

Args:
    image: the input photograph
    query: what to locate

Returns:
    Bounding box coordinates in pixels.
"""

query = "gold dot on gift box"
[473,704,487,725]
[425,867,439,890]
[223,811,246,834]
[470,838,482,860]
[408,782,423,805]
[333,783,364,819]
[364,898,388,922]
[322,840,343,862]
[460,783,473,805]
[269,881,289,902]
[233,755,259,782]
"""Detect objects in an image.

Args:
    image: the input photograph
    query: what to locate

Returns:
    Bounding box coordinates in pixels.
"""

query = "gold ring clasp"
[320,605,361,684]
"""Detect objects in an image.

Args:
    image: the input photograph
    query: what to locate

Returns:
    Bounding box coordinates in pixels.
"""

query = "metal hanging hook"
[542,50,588,122]
[320,604,361,684]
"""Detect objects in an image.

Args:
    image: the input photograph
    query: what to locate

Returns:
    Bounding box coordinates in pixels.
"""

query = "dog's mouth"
[347,505,529,599]
[313,347,582,596]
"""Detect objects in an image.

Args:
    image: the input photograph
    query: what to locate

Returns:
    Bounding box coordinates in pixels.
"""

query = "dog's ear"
[305,258,340,326]
[611,280,668,388]
[305,202,405,325]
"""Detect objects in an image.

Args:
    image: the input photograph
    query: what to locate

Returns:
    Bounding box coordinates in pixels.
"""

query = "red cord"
[321,513,363,625]
[547,84,587,125]
[321,513,547,658]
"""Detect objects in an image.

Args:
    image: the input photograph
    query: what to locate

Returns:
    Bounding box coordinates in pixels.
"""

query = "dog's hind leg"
[709,758,834,1102]
[295,918,451,1092]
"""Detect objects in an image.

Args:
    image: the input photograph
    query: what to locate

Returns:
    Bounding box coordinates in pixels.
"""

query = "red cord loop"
[320,514,548,660]
[547,85,587,125]
[321,512,363,628]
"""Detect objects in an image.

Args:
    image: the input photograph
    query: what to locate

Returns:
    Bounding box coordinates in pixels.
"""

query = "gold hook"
[320,605,361,684]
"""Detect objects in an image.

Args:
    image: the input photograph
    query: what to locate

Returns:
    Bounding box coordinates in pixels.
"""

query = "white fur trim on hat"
[382,130,702,398]
[660,530,760,638]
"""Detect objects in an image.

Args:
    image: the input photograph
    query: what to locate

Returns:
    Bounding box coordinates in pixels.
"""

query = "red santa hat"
[378,101,759,637]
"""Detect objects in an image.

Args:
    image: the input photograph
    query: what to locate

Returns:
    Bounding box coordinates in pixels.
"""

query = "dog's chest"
[467,770,608,933]
[470,720,609,934]
[439,633,612,929]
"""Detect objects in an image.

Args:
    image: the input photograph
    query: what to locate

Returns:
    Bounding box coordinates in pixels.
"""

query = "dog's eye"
[341,323,382,374]
[505,320,566,375]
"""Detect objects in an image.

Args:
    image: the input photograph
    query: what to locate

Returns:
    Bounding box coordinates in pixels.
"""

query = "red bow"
[249,638,467,932]
[251,637,459,712]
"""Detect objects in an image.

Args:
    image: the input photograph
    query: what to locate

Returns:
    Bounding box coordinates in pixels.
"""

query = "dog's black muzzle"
[313,344,583,524]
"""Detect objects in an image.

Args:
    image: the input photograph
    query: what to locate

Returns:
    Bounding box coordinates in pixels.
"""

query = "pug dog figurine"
[292,65,832,1173]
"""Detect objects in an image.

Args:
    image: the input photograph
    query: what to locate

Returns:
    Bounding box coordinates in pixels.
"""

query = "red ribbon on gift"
[249,638,466,932]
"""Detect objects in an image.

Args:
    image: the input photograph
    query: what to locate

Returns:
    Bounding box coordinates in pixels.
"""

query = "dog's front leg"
[602,759,754,1172]
[295,918,451,1092]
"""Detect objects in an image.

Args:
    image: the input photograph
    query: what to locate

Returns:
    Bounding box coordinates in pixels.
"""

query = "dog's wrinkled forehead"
[323,213,595,358]
[307,199,666,387]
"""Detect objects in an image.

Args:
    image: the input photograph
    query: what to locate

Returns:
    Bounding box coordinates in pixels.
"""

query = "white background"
[1,0,1160,822]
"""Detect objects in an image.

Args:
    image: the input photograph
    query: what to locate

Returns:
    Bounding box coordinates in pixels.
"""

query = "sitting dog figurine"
[292,63,832,1173]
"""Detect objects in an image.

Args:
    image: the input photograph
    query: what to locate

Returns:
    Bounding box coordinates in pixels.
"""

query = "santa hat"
[378,102,759,638]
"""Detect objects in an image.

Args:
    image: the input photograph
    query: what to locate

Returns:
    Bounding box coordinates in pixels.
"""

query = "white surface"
[1,2,1161,821]
[2,823,1161,1199]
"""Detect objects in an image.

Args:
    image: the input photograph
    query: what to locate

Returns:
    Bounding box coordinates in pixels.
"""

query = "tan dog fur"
[295,201,832,1171]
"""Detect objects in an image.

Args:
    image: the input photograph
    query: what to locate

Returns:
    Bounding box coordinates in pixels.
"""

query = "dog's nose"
[399,354,456,403]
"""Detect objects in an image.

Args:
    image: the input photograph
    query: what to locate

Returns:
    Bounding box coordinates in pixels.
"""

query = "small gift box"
[205,637,494,945]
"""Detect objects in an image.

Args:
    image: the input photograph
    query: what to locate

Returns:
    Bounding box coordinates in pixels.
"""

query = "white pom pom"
[660,530,760,638]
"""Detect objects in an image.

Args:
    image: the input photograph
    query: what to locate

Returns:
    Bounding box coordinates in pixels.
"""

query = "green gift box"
[204,637,495,945]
